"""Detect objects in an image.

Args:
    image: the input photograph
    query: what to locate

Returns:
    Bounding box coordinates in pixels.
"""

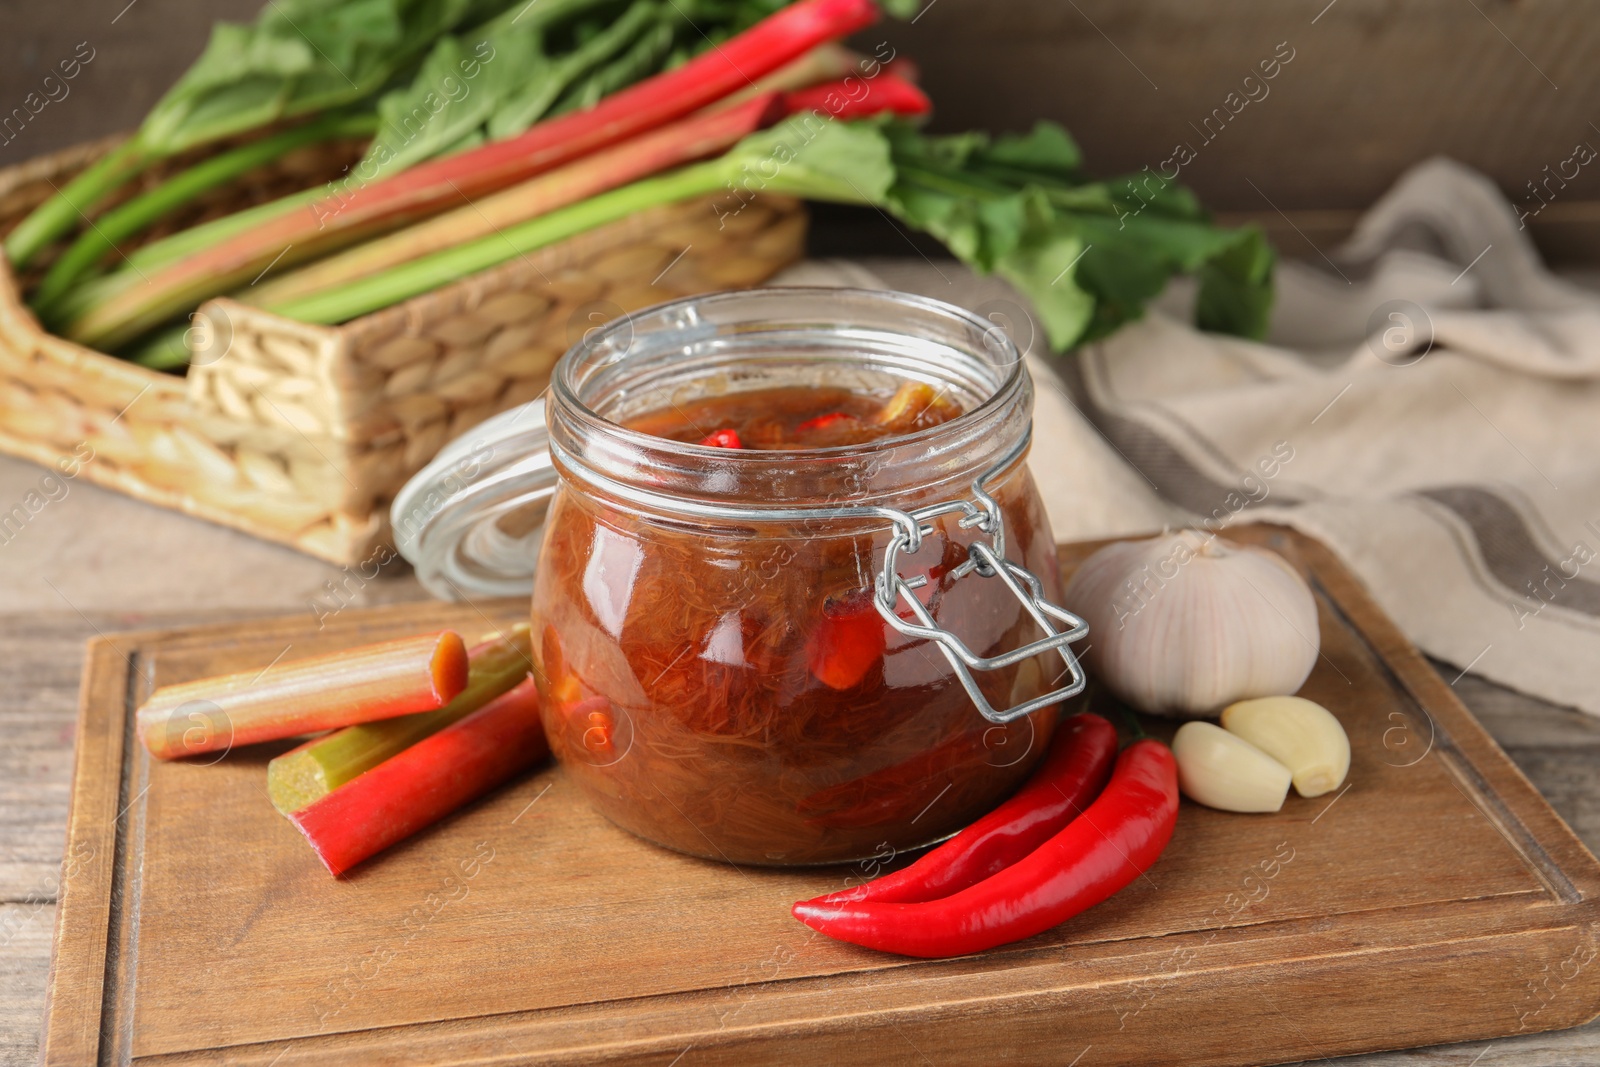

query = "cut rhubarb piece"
[873,380,960,430]
[135,631,468,760]
[699,428,745,448]
[289,677,547,876]
[266,625,532,814]
[807,591,887,690]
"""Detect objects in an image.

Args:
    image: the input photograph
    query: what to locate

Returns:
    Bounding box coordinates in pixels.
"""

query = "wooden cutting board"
[40,526,1600,1066]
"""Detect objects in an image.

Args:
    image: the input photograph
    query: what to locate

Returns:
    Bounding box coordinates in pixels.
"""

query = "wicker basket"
[0,135,806,564]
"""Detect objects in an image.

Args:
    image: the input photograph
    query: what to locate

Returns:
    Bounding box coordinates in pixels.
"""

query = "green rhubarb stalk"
[267,624,531,814]
[32,113,379,314]
[271,115,894,324]
[249,93,785,308]
[126,324,194,370]
[121,189,329,274]
[5,142,151,269]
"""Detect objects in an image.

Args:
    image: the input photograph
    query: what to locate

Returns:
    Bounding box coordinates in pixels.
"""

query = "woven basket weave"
[0,135,806,564]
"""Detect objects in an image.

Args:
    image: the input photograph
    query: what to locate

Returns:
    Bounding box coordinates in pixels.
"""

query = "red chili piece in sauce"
[806,591,887,690]
[699,428,744,448]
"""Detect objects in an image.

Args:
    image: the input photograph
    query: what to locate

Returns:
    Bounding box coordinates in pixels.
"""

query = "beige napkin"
[776,158,1600,717]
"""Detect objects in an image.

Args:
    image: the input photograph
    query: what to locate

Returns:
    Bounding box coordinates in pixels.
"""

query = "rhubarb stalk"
[267,112,895,324]
[267,625,532,814]
[782,71,929,121]
[136,631,468,760]
[289,677,547,876]
[248,94,787,308]
[32,113,379,314]
[63,0,883,352]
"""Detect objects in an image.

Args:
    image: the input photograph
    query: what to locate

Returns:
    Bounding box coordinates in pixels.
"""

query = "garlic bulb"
[1063,531,1319,718]
[1221,696,1349,798]
[1172,721,1292,813]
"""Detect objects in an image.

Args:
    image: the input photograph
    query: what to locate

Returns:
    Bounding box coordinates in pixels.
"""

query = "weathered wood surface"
[10,1,1600,263]
[12,527,1600,1067]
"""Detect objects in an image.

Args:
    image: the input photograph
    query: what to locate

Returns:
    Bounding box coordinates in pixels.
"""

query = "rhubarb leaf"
[1196,225,1275,339]
[733,116,897,204]
[872,121,1275,350]
[139,0,486,155]
[366,0,665,174]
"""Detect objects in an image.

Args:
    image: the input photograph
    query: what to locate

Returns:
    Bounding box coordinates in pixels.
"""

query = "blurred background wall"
[6,0,1600,261]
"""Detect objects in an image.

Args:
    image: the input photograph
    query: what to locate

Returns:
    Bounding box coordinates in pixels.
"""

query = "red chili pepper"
[797,411,857,433]
[805,590,887,690]
[808,713,1118,904]
[791,739,1178,958]
[699,428,744,448]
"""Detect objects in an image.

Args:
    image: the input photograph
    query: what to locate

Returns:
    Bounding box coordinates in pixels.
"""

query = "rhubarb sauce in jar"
[395,288,1088,866]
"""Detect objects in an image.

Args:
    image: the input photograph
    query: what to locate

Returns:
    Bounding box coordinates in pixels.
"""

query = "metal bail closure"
[872,478,1089,725]
[391,400,558,601]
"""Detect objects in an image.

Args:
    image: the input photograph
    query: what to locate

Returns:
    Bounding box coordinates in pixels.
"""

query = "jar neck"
[546,288,1034,519]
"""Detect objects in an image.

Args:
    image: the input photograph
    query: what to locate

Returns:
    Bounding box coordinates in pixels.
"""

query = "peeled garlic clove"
[1221,695,1349,798]
[1063,531,1319,718]
[1172,721,1292,813]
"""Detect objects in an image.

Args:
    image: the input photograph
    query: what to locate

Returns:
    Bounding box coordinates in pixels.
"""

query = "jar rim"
[552,286,1027,465]
[391,286,1036,599]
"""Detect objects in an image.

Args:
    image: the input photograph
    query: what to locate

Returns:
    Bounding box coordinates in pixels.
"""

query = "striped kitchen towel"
[1044,158,1600,717]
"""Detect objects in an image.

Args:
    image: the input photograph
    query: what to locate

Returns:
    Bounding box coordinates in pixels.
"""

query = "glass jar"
[394,288,1087,866]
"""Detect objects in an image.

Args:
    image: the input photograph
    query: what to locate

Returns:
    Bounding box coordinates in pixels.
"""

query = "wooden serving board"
[41,526,1600,1066]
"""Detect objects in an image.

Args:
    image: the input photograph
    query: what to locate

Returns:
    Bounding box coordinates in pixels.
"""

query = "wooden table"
[3,263,1598,1065]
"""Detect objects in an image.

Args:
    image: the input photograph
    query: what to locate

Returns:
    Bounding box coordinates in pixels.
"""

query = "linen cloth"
[776,158,1600,716]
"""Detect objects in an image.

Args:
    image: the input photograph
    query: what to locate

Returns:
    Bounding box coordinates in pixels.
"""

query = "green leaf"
[729,116,896,204]
[984,121,1083,175]
[485,0,662,136]
[544,13,676,117]
[1196,225,1275,339]
[865,120,1276,351]
[994,199,1096,350]
[878,0,926,19]
[137,0,488,155]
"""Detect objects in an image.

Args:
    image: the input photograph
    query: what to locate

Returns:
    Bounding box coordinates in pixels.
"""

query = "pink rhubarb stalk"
[136,631,468,760]
[266,625,531,813]
[289,676,547,875]
[781,71,931,121]
[65,0,883,351]
[249,94,787,308]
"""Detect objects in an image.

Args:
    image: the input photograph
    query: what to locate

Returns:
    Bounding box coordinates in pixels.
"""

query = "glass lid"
[390,400,556,600]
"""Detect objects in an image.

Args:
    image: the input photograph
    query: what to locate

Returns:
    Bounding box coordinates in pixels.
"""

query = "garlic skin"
[1172,721,1292,813]
[1221,696,1349,798]
[1063,531,1320,717]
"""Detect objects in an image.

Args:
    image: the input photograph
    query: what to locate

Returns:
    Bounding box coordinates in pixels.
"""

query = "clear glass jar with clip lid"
[393,287,1087,866]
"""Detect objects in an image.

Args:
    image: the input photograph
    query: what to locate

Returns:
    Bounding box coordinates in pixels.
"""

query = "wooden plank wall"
[5,1,1600,259]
